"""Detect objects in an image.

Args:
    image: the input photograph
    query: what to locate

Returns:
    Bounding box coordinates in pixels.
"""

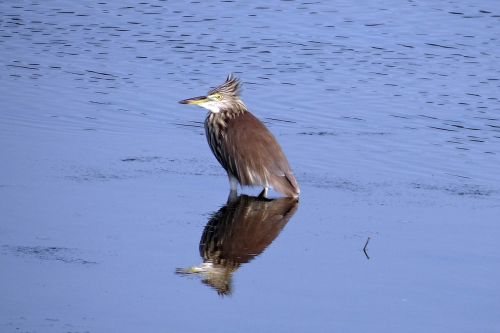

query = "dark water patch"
[89,100,112,105]
[265,117,296,124]
[302,173,367,192]
[66,157,223,183]
[341,116,365,121]
[389,114,410,119]
[448,124,480,131]
[428,126,457,132]
[357,131,390,136]
[298,131,336,136]
[2,245,97,265]
[6,64,39,70]
[173,121,205,129]
[411,183,495,198]
[121,156,164,163]
[66,169,128,182]
[425,43,457,49]
[85,70,117,77]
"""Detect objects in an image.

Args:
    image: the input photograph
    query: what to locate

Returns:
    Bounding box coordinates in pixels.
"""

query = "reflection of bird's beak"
[178,96,209,105]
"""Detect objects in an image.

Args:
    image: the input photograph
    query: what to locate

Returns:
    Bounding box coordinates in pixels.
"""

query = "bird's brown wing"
[223,111,300,197]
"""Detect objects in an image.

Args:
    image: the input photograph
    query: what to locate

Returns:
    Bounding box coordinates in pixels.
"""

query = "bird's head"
[179,74,243,113]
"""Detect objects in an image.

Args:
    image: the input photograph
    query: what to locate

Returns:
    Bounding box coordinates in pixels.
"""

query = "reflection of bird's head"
[178,74,244,113]
[176,262,235,296]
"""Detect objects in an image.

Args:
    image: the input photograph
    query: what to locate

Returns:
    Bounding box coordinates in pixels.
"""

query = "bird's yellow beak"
[178,96,209,105]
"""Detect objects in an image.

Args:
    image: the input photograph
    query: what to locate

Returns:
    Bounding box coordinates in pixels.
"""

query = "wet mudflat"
[1,1,499,332]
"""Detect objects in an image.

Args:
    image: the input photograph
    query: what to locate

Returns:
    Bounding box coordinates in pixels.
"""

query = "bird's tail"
[271,172,300,198]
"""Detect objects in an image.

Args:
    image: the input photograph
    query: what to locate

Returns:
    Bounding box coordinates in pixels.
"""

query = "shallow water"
[1,1,499,332]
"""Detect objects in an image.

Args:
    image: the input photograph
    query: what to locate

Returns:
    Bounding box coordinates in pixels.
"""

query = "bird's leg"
[258,187,269,199]
[227,174,239,203]
[228,174,238,191]
[227,190,238,204]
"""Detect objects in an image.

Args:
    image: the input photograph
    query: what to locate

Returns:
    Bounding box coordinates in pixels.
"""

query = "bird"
[179,74,300,198]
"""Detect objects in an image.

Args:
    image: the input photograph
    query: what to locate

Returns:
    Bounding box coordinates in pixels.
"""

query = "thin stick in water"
[363,237,371,259]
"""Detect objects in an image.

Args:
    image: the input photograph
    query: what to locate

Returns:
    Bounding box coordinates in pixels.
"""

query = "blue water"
[1,1,499,332]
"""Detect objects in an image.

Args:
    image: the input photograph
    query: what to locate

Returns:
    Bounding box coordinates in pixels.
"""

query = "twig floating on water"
[363,237,371,260]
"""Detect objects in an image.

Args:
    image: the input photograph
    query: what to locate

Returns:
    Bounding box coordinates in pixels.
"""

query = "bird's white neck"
[199,101,221,113]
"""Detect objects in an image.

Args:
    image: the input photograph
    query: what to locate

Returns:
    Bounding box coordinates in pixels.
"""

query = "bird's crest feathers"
[208,74,242,97]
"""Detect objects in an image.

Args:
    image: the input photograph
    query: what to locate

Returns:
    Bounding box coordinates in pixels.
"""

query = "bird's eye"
[213,94,223,101]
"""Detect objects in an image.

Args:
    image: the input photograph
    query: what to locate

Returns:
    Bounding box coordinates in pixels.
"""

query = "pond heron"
[179,74,300,198]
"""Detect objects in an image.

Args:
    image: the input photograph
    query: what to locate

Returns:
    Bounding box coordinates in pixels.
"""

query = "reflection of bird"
[176,195,299,296]
[179,74,300,198]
